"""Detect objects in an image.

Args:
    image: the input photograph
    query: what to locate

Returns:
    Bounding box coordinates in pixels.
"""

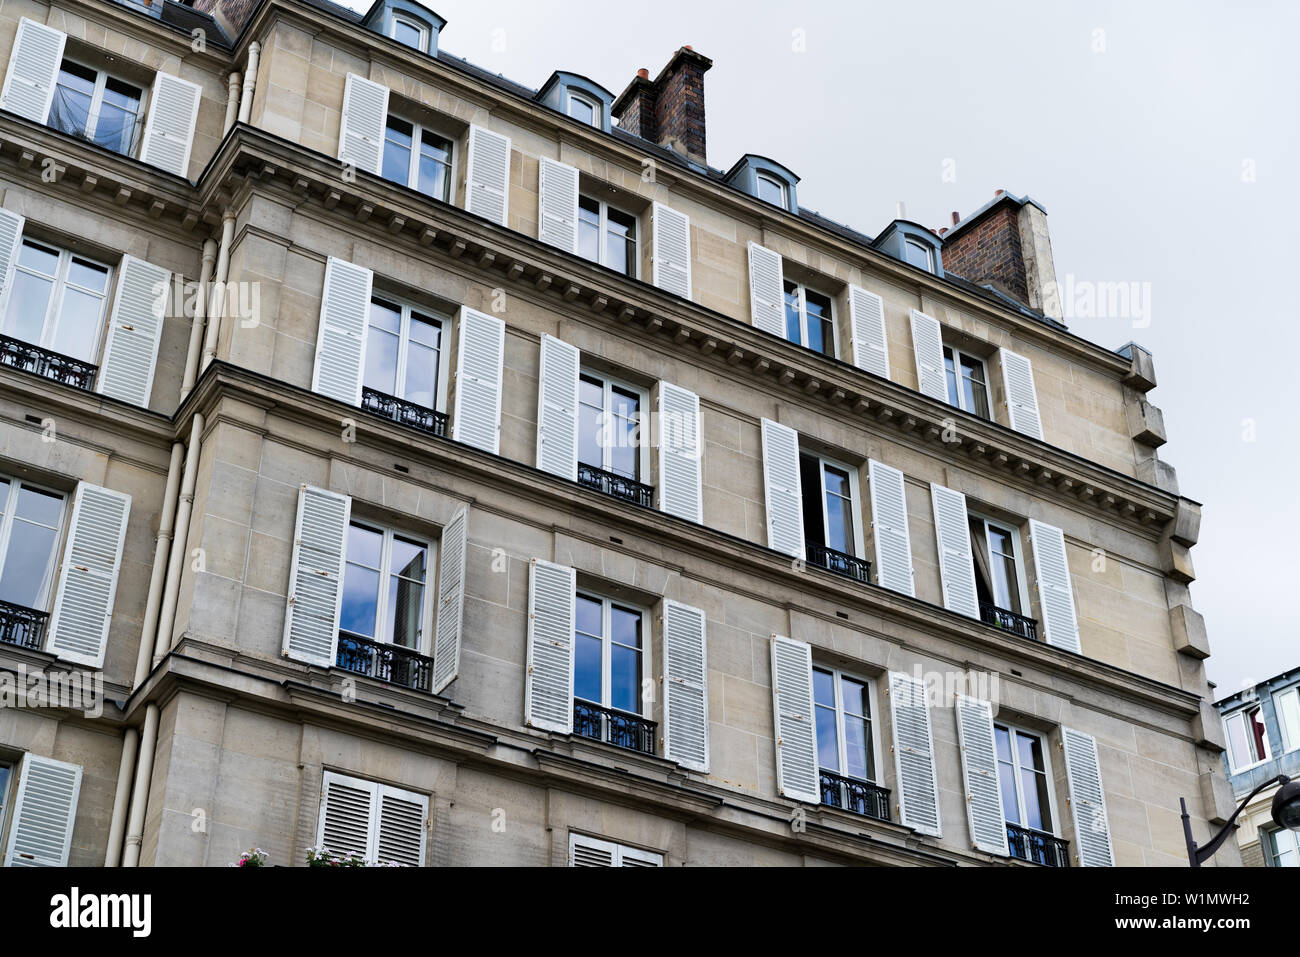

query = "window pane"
[783,282,802,344]
[346,524,383,568]
[417,132,452,201]
[995,725,1013,763]
[843,713,872,780]
[403,314,441,408]
[812,668,835,708]
[67,258,110,294]
[340,563,380,638]
[798,454,824,549]
[393,19,423,50]
[578,198,600,263]
[611,605,641,649]
[961,362,990,418]
[575,594,602,637]
[1016,731,1046,772]
[904,240,932,272]
[390,536,427,582]
[757,175,785,206]
[824,487,853,554]
[94,100,136,155]
[568,94,596,126]
[804,290,834,358]
[1277,690,1300,752]
[18,242,59,276]
[1021,768,1051,831]
[1249,707,1269,761]
[386,576,424,648]
[1226,713,1251,769]
[50,63,95,136]
[815,703,839,772]
[606,206,636,275]
[944,347,960,408]
[382,120,413,186]
[15,486,63,528]
[364,301,401,394]
[0,517,59,607]
[50,286,104,361]
[5,270,54,345]
[610,643,640,712]
[839,676,868,718]
[999,760,1020,824]
[578,375,604,469]
[574,633,602,703]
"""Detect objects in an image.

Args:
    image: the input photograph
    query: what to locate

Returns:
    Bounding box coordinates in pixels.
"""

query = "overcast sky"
[341,0,1298,697]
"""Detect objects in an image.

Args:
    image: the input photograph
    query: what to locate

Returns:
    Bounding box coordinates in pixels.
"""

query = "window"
[316,770,428,866]
[968,514,1028,617]
[813,667,876,783]
[3,240,112,364]
[943,345,990,418]
[389,14,429,52]
[578,372,645,483]
[1224,704,1272,771]
[996,724,1054,834]
[566,90,601,127]
[363,296,449,411]
[339,521,432,653]
[47,60,144,157]
[0,476,67,613]
[1268,828,1300,867]
[382,117,454,202]
[799,452,864,565]
[1274,686,1300,754]
[569,833,662,867]
[904,238,935,273]
[783,280,835,357]
[756,172,787,208]
[577,196,638,276]
[573,593,643,716]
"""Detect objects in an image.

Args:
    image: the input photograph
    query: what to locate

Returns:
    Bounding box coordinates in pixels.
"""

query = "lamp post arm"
[1182,773,1288,867]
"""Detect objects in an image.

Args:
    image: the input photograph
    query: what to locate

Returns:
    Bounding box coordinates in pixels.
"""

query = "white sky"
[339,0,1299,696]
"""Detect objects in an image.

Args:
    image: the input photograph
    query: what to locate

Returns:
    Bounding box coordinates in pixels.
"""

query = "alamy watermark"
[1046,274,1152,328]
[0,664,104,718]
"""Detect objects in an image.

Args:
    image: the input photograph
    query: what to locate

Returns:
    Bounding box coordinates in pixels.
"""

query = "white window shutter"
[909,308,948,403]
[0,208,26,320]
[452,306,505,454]
[930,484,979,619]
[569,833,664,867]
[662,599,709,772]
[651,202,691,299]
[138,72,202,177]
[338,73,389,176]
[1000,347,1044,440]
[656,381,702,523]
[954,694,1008,855]
[282,485,350,668]
[888,671,941,837]
[769,635,820,804]
[311,257,373,406]
[1061,727,1114,866]
[465,124,511,226]
[317,771,375,860]
[3,754,81,866]
[432,504,468,695]
[46,484,131,668]
[538,157,580,253]
[848,284,890,379]
[760,418,804,559]
[1028,519,1080,653]
[0,18,65,124]
[374,783,429,866]
[868,460,914,596]
[535,334,579,480]
[97,255,170,408]
[747,242,785,337]
[525,558,575,733]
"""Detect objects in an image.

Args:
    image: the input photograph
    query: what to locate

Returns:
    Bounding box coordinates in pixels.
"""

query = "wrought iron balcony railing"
[0,599,48,651]
[805,543,872,585]
[979,601,1039,642]
[360,387,448,440]
[819,769,891,823]
[576,463,654,509]
[0,335,98,391]
[1006,822,1070,867]
[336,632,435,694]
[572,699,656,755]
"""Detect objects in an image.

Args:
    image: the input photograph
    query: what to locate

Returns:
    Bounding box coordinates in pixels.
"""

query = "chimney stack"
[612,46,713,166]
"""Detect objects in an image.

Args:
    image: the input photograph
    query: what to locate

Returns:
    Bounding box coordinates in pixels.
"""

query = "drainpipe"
[223,71,241,134]
[152,413,204,665]
[180,239,218,401]
[202,210,236,372]
[104,727,139,866]
[121,704,159,868]
[237,42,260,125]
[134,441,184,688]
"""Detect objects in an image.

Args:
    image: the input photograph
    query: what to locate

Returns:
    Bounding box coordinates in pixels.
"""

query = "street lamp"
[1180,773,1300,867]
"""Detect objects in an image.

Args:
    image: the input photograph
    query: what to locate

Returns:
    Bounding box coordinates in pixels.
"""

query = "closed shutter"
[138,72,202,177]
[1028,520,1080,653]
[569,833,663,867]
[0,18,65,124]
[310,257,374,406]
[760,418,804,559]
[888,671,941,837]
[282,485,350,668]
[46,484,131,668]
[747,242,785,337]
[868,460,914,596]
[662,599,709,772]
[524,558,575,733]
[1000,348,1044,440]
[930,484,979,619]
[452,307,505,454]
[317,772,375,861]
[651,202,691,299]
[955,694,1008,855]
[909,308,948,403]
[769,635,820,804]
[3,754,82,866]
[337,73,389,175]
[374,783,429,866]
[535,334,579,480]
[1061,727,1114,866]
[0,209,25,319]
[657,381,702,523]
[97,256,171,408]
[464,124,511,226]
[432,505,468,695]
[848,284,890,379]
[538,157,580,253]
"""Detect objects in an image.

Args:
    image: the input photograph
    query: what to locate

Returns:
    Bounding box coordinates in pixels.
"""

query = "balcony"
[0,335,98,391]
[0,600,48,651]
[979,601,1039,642]
[1006,822,1070,867]
[819,769,891,823]
[361,387,448,440]
[805,542,872,585]
[572,700,656,755]
[576,463,654,509]
[335,633,435,694]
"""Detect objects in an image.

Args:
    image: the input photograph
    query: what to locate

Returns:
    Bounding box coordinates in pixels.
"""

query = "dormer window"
[537,72,615,132]
[390,14,429,51]
[567,90,601,128]
[905,238,935,273]
[756,172,787,208]
[724,154,800,214]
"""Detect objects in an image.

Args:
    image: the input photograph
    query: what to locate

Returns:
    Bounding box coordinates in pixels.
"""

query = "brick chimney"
[191,0,260,38]
[612,46,712,166]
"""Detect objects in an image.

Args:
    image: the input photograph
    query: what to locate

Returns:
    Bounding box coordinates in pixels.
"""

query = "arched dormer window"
[872,220,945,278]
[536,73,615,133]
[363,2,446,56]
[724,155,800,214]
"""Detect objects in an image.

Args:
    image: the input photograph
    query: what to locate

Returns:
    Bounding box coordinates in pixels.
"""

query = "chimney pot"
[637,68,649,79]
[950,211,960,225]
[612,46,712,166]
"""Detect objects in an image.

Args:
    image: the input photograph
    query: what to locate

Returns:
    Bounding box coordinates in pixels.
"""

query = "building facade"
[0,0,1234,867]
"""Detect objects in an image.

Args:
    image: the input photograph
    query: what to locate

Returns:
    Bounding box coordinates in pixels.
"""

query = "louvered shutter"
[338,73,388,176]
[930,484,979,619]
[46,484,131,668]
[0,18,65,124]
[138,72,202,177]
[1000,348,1044,440]
[747,242,785,337]
[3,754,81,867]
[868,460,914,596]
[570,833,616,866]
[657,381,702,523]
[662,600,709,771]
[954,694,1008,855]
[0,209,25,319]
[97,256,170,408]
[452,306,505,454]
[311,257,373,406]
[538,157,579,253]
[282,485,350,668]
[769,635,819,804]
[909,308,948,402]
[1028,520,1080,653]
[848,284,890,379]
[464,124,510,226]
[374,784,429,866]
[651,202,691,299]
[432,505,468,694]
[760,418,804,558]
[317,771,375,861]
[525,558,575,733]
[888,671,941,837]
[1061,727,1114,866]
[618,845,664,866]
[535,334,579,479]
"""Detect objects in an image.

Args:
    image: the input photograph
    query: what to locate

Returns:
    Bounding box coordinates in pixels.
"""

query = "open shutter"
[662,600,709,772]
[657,381,702,523]
[432,505,468,695]
[97,256,170,408]
[464,124,511,226]
[888,671,941,837]
[0,209,26,320]
[3,754,81,867]
[524,558,575,733]
[651,202,691,299]
[374,784,429,866]
[536,334,579,480]
[1028,520,1080,653]
[138,72,202,177]
[282,485,350,668]
[747,242,785,337]
[0,18,65,124]
[848,284,890,379]
[930,484,979,619]
[909,308,948,402]
[1061,727,1114,866]
[955,695,1008,855]
[538,157,580,253]
[311,257,373,406]
[452,306,505,454]
[760,419,804,559]
[769,635,820,804]
[46,484,130,668]
[338,73,388,175]
[317,771,375,861]
[868,460,914,596]
[1000,348,1044,440]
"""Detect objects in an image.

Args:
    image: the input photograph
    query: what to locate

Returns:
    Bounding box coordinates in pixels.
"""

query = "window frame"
[755,171,788,208]
[0,758,12,851]
[995,722,1060,836]
[967,509,1031,616]
[1273,685,1300,755]
[388,13,431,52]
[577,194,639,278]
[1223,703,1273,773]
[339,518,436,656]
[943,343,992,418]
[904,238,936,273]
[783,278,838,357]
[48,57,147,157]
[5,238,114,363]
[1267,826,1300,867]
[812,665,881,784]
[382,114,456,204]
[364,293,452,413]
[0,474,69,613]
[577,368,649,482]
[566,90,602,128]
[573,591,648,719]
[801,451,865,559]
